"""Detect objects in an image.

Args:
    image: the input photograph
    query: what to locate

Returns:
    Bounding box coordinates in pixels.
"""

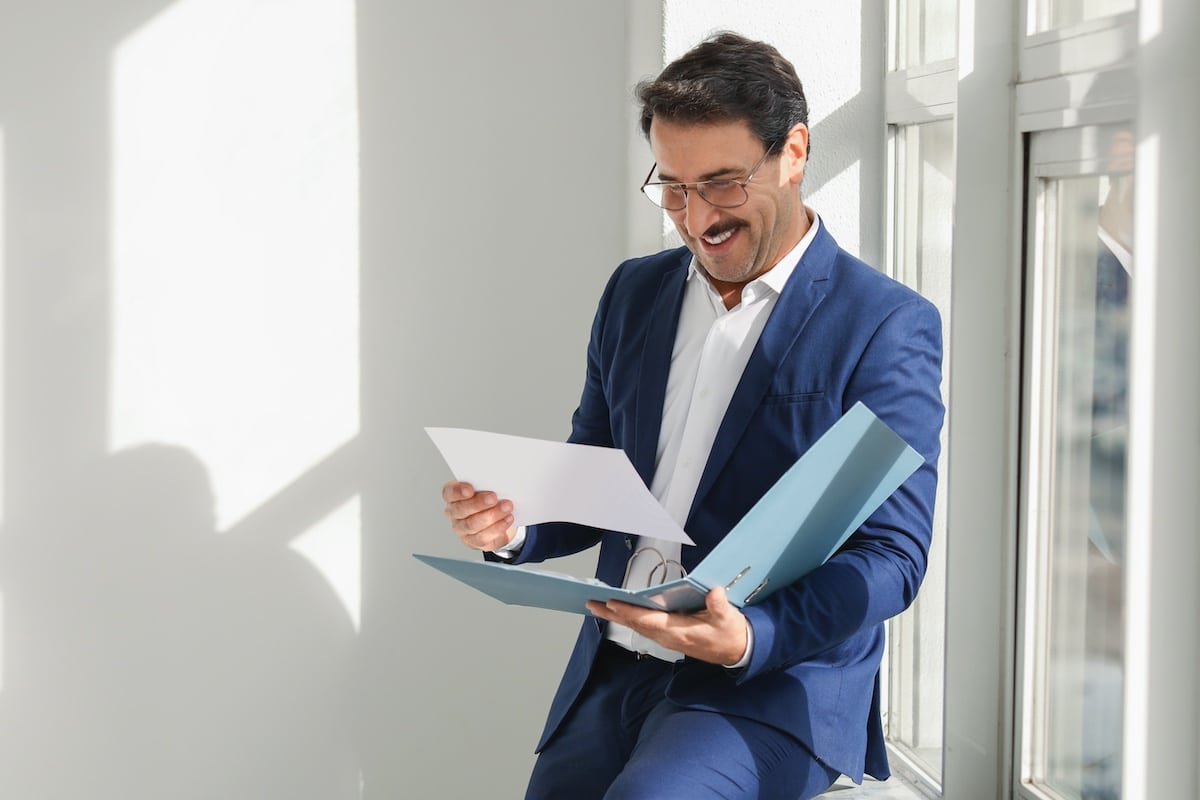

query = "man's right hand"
[442,481,516,552]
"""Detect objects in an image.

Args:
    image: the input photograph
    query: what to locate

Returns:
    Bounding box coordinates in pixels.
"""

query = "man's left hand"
[585,587,749,667]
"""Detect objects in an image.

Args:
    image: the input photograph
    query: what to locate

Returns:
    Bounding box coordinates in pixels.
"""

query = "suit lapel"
[631,254,689,486]
[685,226,839,526]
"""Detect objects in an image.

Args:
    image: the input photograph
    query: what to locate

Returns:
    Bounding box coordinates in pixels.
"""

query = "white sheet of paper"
[426,428,695,546]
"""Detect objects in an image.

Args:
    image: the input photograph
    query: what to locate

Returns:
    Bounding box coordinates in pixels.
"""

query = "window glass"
[885,119,954,785]
[898,0,957,68]
[1026,129,1131,800]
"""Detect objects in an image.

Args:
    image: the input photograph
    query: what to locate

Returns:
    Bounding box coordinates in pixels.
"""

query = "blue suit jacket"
[504,224,944,781]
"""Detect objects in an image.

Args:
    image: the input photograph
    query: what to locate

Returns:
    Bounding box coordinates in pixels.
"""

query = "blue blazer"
[504,224,943,782]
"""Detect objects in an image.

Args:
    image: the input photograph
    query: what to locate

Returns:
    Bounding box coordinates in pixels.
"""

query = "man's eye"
[663,184,688,198]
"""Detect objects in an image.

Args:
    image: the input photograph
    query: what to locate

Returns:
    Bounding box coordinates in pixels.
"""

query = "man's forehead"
[648,118,762,177]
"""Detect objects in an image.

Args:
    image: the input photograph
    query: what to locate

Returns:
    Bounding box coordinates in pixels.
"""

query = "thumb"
[706,586,731,615]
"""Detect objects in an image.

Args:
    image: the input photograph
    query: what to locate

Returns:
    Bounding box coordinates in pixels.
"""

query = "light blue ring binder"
[415,402,924,615]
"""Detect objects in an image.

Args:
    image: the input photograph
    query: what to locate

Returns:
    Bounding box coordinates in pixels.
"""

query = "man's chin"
[695,258,757,286]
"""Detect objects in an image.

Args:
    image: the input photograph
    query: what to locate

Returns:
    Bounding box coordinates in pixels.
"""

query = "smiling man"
[644,119,808,307]
[442,32,944,800]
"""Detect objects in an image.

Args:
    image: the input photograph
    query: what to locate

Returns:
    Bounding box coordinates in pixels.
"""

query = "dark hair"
[637,32,810,157]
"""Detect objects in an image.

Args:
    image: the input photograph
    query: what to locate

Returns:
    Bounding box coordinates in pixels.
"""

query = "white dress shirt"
[608,212,821,661]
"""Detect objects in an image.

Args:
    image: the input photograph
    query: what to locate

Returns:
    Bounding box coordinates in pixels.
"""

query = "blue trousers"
[525,642,841,800]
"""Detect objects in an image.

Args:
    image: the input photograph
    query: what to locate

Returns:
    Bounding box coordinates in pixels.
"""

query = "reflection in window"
[885,119,953,785]
[1033,0,1136,32]
[1027,136,1131,800]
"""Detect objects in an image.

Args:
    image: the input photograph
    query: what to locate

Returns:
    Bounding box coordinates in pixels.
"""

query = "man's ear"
[782,123,809,185]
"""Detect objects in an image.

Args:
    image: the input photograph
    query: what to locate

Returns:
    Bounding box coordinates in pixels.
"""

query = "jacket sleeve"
[738,297,944,679]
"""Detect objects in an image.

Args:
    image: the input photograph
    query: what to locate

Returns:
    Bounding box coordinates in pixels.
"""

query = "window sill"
[824,775,936,799]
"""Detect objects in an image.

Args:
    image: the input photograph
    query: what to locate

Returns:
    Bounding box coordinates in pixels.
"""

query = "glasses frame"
[639,143,779,211]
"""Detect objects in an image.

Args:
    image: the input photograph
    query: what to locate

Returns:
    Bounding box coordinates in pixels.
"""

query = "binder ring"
[622,546,687,589]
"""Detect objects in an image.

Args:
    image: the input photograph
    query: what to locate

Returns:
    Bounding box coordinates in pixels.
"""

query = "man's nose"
[682,191,720,238]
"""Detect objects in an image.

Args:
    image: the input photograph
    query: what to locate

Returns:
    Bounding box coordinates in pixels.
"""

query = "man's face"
[648,118,808,287]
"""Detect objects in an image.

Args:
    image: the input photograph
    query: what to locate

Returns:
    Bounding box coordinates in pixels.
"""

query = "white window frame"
[943,1,1200,798]
[883,3,957,797]
[940,1,1024,798]
[1121,1,1200,798]
[1016,123,1131,800]
[882,120,955,799]
[1013,3,1136,798]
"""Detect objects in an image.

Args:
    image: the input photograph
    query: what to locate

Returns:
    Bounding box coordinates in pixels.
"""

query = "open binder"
[414,402,923,615]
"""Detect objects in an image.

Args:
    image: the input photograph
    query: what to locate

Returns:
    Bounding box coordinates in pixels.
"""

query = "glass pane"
[898,0,958,68]
[1029,131,1132,800]
[885,119,954,784]
[1034,0,1136,32]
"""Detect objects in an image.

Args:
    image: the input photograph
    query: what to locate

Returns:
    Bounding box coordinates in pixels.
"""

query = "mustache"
[701,221,742,239]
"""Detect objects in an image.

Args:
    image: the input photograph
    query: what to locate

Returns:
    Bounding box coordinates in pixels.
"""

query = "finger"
[586,601,655,634]
[452,501,513,536]
[604,601,669,633]
[441,481,474,503]
[446,492,511,523]
[585,600,613,619]
[585,599,633,626]
[462,520,517,552]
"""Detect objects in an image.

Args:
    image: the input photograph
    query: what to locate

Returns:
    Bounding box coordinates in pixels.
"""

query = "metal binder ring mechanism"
[622,546,687,588]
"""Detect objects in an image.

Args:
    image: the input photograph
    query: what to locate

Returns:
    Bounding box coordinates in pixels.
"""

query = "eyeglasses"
[640,145,777,211]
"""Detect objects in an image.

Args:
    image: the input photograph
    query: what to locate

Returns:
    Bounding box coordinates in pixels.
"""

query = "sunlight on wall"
[110,0,361,626]
[959,1,975,78]
[290,497,361,629]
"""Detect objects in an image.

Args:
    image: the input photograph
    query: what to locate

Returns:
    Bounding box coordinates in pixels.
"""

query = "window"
[885,119,954,786]
[1020,125,1131,800]
[893,0,958,68]
[885,1,957,792]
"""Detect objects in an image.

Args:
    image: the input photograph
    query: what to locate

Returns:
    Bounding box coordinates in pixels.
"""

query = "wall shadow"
[0,445,358,798]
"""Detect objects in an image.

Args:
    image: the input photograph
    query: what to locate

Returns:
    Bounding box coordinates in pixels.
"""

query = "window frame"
[883,2,958,796]
[1015,123,1132,800]
[905,1,1199,797]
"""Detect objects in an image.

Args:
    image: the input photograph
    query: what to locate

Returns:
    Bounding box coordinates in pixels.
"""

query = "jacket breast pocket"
[760,390,824,406]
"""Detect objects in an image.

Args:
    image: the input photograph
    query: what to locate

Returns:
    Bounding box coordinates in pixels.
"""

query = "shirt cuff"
[724,617,754,670]
[490,525,527,559]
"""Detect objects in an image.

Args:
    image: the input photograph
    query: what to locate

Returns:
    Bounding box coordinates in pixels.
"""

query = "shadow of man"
[0,444,358,799]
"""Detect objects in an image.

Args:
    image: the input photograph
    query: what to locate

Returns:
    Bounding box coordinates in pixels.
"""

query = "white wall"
[0,0,882,797]
[0,0,365,796]
[356,1,644,796]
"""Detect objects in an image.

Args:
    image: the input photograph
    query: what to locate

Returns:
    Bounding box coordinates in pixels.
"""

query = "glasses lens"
[643,183,686,210]
[696,181,748,209]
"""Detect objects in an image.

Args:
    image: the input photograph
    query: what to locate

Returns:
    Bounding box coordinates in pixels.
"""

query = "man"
[443,32,943,800]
